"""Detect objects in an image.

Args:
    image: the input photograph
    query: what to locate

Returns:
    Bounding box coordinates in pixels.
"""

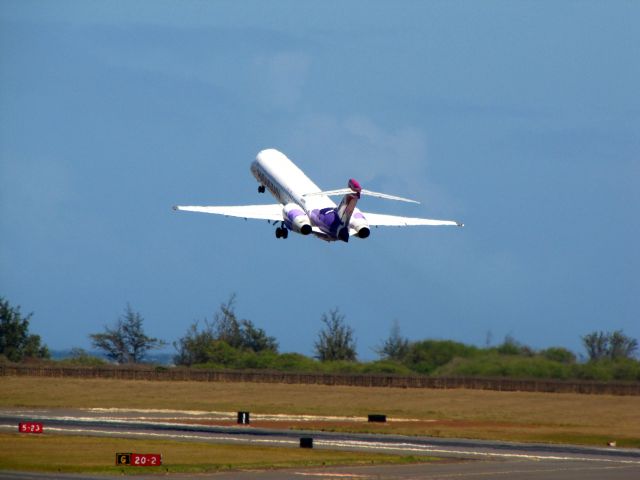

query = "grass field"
[0,433,427,474]
[2,376,639,447]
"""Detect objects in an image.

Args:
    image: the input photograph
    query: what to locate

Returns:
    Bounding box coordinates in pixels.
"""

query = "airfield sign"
[116,452,162,466]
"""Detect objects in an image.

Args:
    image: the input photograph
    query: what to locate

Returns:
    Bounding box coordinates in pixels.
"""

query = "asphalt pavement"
[2,407,639,479]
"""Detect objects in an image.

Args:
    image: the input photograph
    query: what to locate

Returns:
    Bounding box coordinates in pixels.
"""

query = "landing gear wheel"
[275,228,282,239]
[282,228,288,239]
[258,185,266,193]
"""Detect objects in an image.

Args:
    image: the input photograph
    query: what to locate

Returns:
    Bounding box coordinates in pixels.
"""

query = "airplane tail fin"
[334,179,362,241]
[305,179,421,242]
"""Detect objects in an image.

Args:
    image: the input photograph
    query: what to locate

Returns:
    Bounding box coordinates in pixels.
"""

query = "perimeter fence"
[2,364,639,395]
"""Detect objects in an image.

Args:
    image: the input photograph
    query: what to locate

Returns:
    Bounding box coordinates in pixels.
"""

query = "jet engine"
[350,212,370,239]
[283,203,312,235]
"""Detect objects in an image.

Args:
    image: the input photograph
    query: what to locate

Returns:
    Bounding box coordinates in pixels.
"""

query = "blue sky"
[1,1,638,360]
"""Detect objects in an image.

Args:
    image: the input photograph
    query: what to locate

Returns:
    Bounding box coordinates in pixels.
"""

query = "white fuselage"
[250,149,334,212]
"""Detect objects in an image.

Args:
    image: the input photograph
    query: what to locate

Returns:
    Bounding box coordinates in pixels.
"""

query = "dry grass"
[0,433,423,474]
[1,376,639,446]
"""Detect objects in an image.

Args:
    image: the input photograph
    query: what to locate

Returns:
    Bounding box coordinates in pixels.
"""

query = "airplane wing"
[173,204,283,221]
[362,212,464,227]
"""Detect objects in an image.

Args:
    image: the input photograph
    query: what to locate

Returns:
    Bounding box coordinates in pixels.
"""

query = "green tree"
[582,331,609,361]
[609,330,638,360]
[210,294,278,352]
[375,320,409,361]
[173,320,217,366]
[174,296,277,366]
[0,297,49,362]
[582,330,638,361]
[240,320,278,353]
[314,308,357,362]
[90,304,165,363]
[212,295,243,348]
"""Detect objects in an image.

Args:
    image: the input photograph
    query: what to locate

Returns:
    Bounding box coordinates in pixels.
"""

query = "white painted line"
[2,423,638,466]
[314,439,640,465]
[88,407,212,416]
[295,473,371,478]
[4,425,298,446]
[85,407,423,423]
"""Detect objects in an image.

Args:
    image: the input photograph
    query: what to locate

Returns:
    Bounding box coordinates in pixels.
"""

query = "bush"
[573,359,640,381]
[434,353,573,379]
[610,359,640,381]
[58,348,107,366]
[319,360,364,374]
[572,360,614,381]
[540,347,576,364]
[361,360,413,375]
[270,353,319,372]
[235,350,279,370]
[494,335,535,357]
[404,340,479,374]
[200,340,241,366]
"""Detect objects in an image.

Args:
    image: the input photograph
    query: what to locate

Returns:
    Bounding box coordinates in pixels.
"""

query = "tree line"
[1,295,638,381]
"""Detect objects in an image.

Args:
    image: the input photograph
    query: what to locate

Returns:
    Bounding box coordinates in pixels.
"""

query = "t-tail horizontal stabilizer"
[304,189,419,204]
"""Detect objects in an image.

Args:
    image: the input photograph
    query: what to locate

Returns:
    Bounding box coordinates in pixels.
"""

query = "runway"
[2,460,640,480]
[2,407,640,479]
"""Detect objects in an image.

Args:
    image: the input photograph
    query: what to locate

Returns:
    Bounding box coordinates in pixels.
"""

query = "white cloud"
[252,52,312,110]
[284,113,434,198]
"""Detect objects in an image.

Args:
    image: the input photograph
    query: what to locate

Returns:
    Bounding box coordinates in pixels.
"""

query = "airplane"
[173,148,463,242]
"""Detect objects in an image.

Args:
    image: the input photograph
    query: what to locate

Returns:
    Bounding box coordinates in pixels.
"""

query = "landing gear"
[258,185,266,193]
[275,226,289,239]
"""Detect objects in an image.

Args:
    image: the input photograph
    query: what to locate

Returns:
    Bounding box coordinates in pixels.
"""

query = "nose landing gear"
[258,185,266,193]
